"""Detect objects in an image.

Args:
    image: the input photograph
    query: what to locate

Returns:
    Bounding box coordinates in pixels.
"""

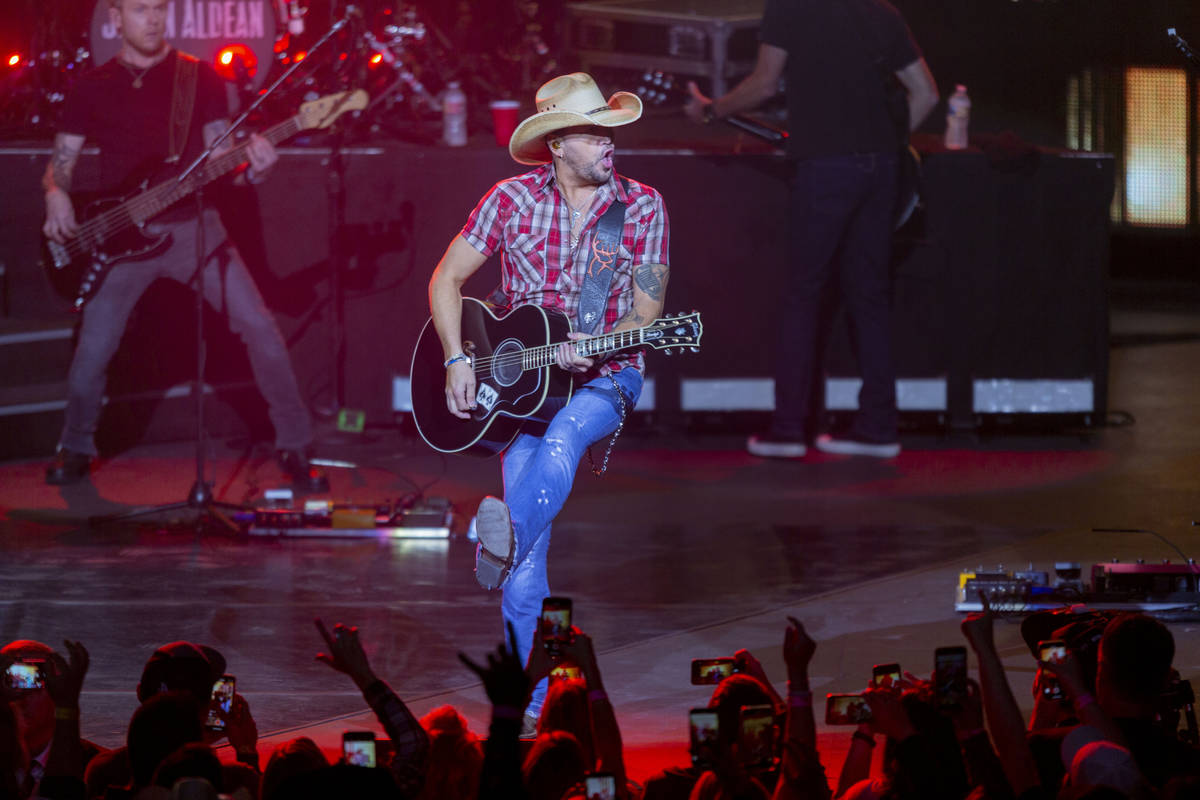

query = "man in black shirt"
[42,0,326,490]
[687,0,937,459]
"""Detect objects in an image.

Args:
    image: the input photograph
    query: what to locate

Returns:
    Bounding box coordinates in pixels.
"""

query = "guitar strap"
[167,51,200,164]
[576,179,629,335]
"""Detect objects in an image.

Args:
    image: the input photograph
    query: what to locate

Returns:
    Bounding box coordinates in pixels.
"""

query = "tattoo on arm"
[634,263,669,302]
[44,133,83,193]
[617,307,647,327]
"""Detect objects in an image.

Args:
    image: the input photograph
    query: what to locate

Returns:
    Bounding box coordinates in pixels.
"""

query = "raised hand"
[459,622,530,711]
[960,591,996,654]
[222,693,259,755]
[1037,650,1088,700]
[315,619,379,690]
[43,639,89,710]
[733,648,769,685]
[783,616,816,678]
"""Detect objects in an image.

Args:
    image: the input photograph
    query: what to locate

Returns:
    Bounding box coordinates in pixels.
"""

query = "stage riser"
[0,143,1112,459]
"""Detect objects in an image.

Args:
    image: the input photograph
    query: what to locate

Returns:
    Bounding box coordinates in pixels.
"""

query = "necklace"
[565,188,598,251]
[118,58,155,88]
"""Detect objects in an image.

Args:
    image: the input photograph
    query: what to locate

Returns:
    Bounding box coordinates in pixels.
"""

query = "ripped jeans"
[499,367,642,716]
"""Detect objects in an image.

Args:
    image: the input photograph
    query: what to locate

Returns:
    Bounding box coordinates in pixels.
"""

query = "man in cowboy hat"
[428,72,670,729]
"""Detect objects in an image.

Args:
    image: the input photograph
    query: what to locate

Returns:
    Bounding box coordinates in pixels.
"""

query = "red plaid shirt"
[460,162,670,374]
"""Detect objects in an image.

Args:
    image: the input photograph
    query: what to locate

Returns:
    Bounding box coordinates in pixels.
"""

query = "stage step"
[0,315,76,387]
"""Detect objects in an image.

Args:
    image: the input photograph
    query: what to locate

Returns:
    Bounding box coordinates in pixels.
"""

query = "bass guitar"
[42,90,368,310]
[410,297,703,457]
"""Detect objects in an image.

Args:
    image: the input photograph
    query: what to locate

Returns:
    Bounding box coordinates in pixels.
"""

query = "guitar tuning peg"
[690,347,699,353]
[663,349,673,356]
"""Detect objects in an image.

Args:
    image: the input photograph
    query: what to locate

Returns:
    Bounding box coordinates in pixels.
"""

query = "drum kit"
[0,0,562,141]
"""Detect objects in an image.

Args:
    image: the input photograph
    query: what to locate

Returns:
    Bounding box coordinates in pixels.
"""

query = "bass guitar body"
[410,298,574,457]
[43,186,172,307]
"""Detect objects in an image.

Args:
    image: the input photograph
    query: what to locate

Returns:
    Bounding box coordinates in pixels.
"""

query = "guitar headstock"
[643,311,702,352]
[634,71,682,108]
[296,90,370,131]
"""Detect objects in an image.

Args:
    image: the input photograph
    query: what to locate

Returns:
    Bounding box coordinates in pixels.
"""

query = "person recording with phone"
[312,619,430,796]
[1,639,108,799]
[523,608,628,792]
[644,631,798,800]
[1,639,103,800]
[82,640,260,798]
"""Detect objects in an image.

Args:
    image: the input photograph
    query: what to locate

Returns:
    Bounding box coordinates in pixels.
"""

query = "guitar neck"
[127,115,302,222]
[521,327,648,369]
[722,114,788,146]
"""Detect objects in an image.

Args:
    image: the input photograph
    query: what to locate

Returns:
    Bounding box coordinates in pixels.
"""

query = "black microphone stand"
[90,12,356,534]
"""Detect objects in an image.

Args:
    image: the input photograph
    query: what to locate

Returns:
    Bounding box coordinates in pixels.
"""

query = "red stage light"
[7,54,20,67]
[369,53,383,65]
[294,50,307,62]
[213,44,258,82]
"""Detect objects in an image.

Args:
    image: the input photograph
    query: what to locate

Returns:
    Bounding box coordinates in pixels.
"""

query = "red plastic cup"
[489,100,521,147]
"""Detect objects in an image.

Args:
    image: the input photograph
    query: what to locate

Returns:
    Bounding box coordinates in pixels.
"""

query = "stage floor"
[1,286,1199,785]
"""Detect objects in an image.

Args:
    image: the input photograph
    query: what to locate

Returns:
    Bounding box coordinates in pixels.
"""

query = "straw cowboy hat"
[508,72,643,165]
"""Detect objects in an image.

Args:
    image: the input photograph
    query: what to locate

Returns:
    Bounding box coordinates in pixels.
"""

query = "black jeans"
[771,151,899,441]
[59,210,313,455]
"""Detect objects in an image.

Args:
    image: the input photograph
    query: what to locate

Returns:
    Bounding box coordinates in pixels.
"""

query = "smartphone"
[688,708,720,768]
[1037,639,1067,701]
[5,660,45,691]
[825,693,872,725]
[342,731,377,767]
[204,674,235,731]
[738,704,776,767]
[690,657,736,685]
[872,662,902,687]
[584,772,618,800]
[934,646,968,707]
[540,596,573,656]
[549,664,583,683]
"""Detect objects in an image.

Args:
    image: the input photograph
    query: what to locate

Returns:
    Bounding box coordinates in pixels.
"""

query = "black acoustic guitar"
[635,71,921,230]
[42,90,368,310]
[410,297,703,457]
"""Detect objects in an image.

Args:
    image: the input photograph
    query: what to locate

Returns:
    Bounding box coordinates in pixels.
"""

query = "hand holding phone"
[825,693,872,725]
[872,662,902,688]
[688,708,719,768]
[343,731,377,767]
[5,660,45,691]
[540,597,573,657]
[205,674,236,731]
[690,657,736,685]
[738,704,777,767]
[584,772,617,800]
[1036,639,1069,700]
[549,664,582,683]
[934,646,968,707]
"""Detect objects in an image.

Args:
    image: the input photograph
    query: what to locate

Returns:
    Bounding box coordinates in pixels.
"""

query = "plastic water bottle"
[944,84,970,150]
[442,81,467,147]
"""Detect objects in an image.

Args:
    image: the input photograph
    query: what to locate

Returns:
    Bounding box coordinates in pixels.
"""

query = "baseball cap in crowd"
[137,641,226,702]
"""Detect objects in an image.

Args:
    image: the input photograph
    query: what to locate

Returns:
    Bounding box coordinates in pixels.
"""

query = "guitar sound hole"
[490,339,524,387]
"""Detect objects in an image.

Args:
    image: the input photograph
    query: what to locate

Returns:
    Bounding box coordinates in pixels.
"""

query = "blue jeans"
[772,152,899,441]
[499,367,642,716]
[59,211,313,456]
